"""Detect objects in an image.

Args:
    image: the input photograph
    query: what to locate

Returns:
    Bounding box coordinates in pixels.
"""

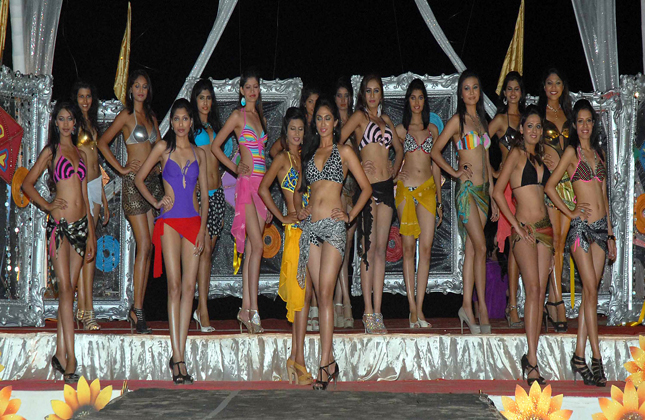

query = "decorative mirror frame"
[349,72,463,296]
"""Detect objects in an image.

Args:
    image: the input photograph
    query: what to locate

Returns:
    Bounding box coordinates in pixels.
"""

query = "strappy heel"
[249,309,264,334]
[129,305,152,334]
[313,361,339,391]
[570,354,596,385]
[521,354,546,386]
[83,310,100,331]
[458,307,481,334]
[75,308,84,330]
[193,310,215,333]
[505,305,524,328]
[307,306,319,332]
[237,308,253,333]
[362,313,380,334]
[287,359,313,385]
[374,313,388,334]
[591,357,607,387]
[343,304,354,328]
[63,361,79,384]
[177,361,194,384]
[544,301,568,332]
[169,357,184,384]
[51,355,65,375]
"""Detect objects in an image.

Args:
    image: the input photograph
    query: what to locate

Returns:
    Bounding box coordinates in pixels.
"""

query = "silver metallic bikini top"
[126,111,157,145]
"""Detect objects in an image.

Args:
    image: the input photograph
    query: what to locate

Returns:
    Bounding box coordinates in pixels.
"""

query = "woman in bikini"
[211,68,272,334]
[546,99,616,387]
[296,97,371,390]
[72,80,109,331]
[431,70,499,334]
[190,79,224,332]
[394,79,442,329]
[136,99,208,384]
[334,77,356,329]
[341,74,404,334]
[259,107,313,385]
[539,68,574,332]
[23,101,96,383]
[98,69,163,334]
[488,71,525,328]
[493,106,553,386]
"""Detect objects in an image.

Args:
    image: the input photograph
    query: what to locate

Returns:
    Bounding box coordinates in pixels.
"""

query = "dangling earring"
[72,127,76,135]
[55,126,59,134]
[129,91,133,101]
[503,96,508,105]
[377,103,382,118]
[241,96,246,107]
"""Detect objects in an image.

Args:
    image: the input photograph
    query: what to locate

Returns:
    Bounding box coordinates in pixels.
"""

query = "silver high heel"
[458,307,481,334]
[193,310,215,333]
[249,309,264,334]
[409,314,420,328]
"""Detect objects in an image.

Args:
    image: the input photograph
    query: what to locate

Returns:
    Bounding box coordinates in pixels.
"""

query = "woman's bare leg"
[462,198,489,326]
[372,203,393,315]
[415,204,436,322]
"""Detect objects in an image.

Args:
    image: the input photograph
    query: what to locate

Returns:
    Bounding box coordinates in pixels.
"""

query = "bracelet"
[437,202,443,211]
[608,234,616,241]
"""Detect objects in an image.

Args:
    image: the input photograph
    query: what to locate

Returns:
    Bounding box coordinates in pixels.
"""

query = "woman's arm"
[545,146,589,220]
[430,115,469,179]
[602,177,617,260]
[195,148,209,254]
[97,111,136,175]
[211,110,248,175]
[134,141,169,209]
[79,150,96,262]
[22,148,65,213]
[100,179,110,225]
[384,115,403,175]
[269,140,283,158]
[152,116,161,145]
[486,148,499,221]
[337,145,372,223]
[492,149,521,229]
[259,153,297,225]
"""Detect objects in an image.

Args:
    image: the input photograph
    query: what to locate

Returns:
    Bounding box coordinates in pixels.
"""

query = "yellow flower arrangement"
[500,382,573,420]
[46,376,112,420]
[593,380,645,420]
[0,386,24,420]
[625,336,645,388]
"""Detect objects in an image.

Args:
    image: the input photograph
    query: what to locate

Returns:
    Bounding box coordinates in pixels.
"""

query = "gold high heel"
[236,308,253,333]
[75,308,85,330]
[83,310,101,331]
[249,309,264,334]
[287,360,313,385]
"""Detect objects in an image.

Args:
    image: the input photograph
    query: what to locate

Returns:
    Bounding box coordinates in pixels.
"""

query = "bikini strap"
[242,107,247,125]
[191,145,198,161]
[287,151,294,167]
[134,111,138,125]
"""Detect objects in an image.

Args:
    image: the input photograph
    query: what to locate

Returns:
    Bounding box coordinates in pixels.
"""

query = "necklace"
[202,122,212,130]
[547,104,561,120]
[467,112,484,133]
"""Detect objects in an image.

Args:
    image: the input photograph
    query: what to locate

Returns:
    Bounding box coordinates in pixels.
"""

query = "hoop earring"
[377,103,382,118]
[241,96,246,107]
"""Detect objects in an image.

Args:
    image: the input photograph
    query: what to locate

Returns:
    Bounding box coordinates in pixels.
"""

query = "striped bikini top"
[403,129,433,154]
[239,108,267,176]
[53,146,87,183]
[456,131,491,151]
[359,120,393,150]
[281,152,299,193]
[571,146,606,183]
[306,144,344,185]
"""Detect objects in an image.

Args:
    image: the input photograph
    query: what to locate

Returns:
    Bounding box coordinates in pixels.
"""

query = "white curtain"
[571,0,619,92]
[21,0,63,75]
[159,0,238,136]
[413,0,497,118]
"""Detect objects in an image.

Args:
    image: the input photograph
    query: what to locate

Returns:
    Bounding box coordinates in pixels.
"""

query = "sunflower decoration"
[0,350,4,374]
[46,376,112,420]
[593,380,645,420]
[625,336,645,387]
[0,386,25,420]
[500,382,573,420]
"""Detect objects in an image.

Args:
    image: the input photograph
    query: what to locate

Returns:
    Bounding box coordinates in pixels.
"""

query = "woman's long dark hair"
[299,85,321,114]
[457,70,488,136]
[334,77,354,115]
[125,69,155,123]
[47,101,81,192]
[279,107,307,150]
[191,78,221,135]
[355,74,383,115]
[299,97,341,193]
[512,105,545,166]
[537,68,572,122]
[496,71,526,115]
[239,68,267,133]
[402,78,430,131]
[165,99,195,152]
[70,80,99,134]
[569,99,604,160]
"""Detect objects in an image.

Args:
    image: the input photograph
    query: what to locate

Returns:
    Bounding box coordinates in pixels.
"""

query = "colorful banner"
[496,0,524,95]
[114,2,131,105]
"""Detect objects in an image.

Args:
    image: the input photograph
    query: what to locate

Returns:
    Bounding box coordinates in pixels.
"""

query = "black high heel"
[63,361,79,384]
[177,361,194,384]
[129,305,152,334]
[521,354,545,386]
[591,357,607,387]
[51,355,65,375]
[570,355,596,385]
[313,361,339,391]
[543,301,568,333]
[169,357,185,385]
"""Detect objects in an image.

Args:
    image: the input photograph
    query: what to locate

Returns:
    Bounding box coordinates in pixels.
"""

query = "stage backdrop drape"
[571,0,619,92]
[22,0,62,75]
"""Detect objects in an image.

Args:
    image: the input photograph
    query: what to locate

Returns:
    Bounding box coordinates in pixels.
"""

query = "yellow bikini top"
[77,128,97,150]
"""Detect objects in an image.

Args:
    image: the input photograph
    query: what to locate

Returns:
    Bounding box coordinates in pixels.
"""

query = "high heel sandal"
[169,357,185,385]
[409,314,420,328]
[334,303,343,328]
[177,361,194,384]
[51,355,65,375]
[343,304,354,328]
[313,361,339,391]
[307,306,319,332]
[83,310,101,331]
[458,307,481,334]
[249,309,264,334]
[505,306,524,328]
[193,310,216,333]
[570,354,596,385]
[237,308,253,333]
[591,357,607,387]
[362,313,380,334]
[287,359,313,385]
[75,308,84,330]
[521,354,546,386]
[374,313,388,334]
[129,305,152,334]
[63,361,80,384]
[544,301,568,332]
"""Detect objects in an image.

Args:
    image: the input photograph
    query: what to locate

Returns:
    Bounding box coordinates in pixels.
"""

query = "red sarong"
[152,216,201,277]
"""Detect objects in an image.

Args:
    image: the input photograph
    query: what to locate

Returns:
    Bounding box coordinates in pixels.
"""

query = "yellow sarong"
[279,224,305,322]
[395,177,437,238]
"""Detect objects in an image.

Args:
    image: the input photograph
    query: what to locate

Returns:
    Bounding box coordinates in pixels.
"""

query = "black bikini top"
[499,114,518,151]
[513,155,551,189]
